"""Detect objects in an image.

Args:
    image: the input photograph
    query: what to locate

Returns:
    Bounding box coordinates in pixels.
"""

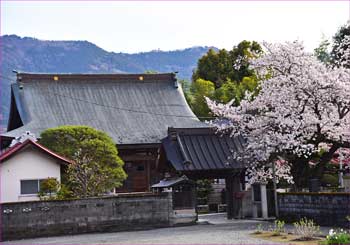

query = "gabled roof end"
[0,139,73,165]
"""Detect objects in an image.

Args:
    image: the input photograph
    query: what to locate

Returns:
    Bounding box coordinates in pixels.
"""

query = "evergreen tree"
[40,125,127,198]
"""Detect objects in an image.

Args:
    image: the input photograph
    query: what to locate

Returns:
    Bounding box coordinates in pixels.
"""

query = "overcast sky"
[1,1,349,53]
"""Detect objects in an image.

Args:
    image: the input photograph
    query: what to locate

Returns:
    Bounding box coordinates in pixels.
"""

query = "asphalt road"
[1,214,330,245]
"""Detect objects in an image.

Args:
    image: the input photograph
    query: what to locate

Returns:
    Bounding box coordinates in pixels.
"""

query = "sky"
[1,1,349,53]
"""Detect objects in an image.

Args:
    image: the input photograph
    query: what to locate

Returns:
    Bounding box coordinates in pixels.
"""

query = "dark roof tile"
[3,73,206,144]
[162,127,243,172]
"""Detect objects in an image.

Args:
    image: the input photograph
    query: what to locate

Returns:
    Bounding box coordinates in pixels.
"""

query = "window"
[20,179,45,195]
[136,164,145,171]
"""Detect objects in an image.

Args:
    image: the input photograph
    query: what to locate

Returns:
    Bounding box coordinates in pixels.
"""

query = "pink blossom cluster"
[207,40,350,184]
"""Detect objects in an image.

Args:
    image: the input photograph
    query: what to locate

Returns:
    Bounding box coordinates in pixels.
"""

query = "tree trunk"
[225,176,234,219]
[290,157,310,191]
[314,144,339,179]
[290,144,340,191]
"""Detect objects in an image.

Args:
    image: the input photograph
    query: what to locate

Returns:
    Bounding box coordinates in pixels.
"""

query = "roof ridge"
[16,73,177,83]
[16,72,176,75]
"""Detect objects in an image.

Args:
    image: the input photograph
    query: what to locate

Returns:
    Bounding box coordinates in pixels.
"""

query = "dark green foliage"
[321,174,338,187]
[192,40,262,87]
[330,22,350,68]
[38,178,73,200]
[180,79,192,104]
[38,178,59,200]
[184,76,260,119]
[189,79,215,118]
[40,125,126,198]
[196,179,213,205]
[55,184,74,200]
[315,22,350,67]
[192,49,231,88]
[229,41,262,82]
[214,77,259,105]
[186,40,262,119]
[314,38,331,64]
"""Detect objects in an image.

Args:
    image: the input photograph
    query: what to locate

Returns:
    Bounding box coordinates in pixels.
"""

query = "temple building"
[1,72,244,218]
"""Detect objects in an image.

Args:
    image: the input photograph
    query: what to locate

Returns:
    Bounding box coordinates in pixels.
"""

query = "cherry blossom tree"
[331,148,350,166]
[207,41,350,188]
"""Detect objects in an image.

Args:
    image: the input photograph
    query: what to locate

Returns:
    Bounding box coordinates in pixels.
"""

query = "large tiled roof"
[162,127,244,172]
[2,73,206,144]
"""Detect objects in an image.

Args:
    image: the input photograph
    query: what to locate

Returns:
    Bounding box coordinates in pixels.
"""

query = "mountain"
[0,34,215,130]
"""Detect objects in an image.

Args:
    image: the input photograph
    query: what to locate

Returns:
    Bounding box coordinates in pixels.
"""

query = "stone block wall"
[1,192,175,241]
[278,193,350,227]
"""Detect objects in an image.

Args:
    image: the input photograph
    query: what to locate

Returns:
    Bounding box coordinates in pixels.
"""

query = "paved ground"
[1,213,331,245]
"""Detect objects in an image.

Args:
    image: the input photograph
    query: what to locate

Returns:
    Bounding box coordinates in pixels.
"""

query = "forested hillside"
[0,34,214,129]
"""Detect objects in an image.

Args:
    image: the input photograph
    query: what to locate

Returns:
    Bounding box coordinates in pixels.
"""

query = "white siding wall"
[0,147,61,203]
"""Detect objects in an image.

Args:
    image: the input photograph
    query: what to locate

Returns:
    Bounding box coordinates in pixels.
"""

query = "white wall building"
[0,139,72,203]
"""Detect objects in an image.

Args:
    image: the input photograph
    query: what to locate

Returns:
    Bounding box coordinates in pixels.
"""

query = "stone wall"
[278,192,350,227]
[1,192,188,241]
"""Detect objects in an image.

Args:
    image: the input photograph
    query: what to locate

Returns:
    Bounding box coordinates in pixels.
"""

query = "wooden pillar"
[226,174,241,219]
[232,175,241,218]
[225,176,234,219]
[146,160,151,191]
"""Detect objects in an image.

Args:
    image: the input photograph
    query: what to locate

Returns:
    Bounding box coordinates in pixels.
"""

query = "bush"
[196,179,213,205]
[39,179,73,201]
[39,178,59,200]
[272,220,285,236]
[253,224,263,234]
[321,174,338,187]
[325,229,350,244]
[56,184,74,200]
[293,218,320,240]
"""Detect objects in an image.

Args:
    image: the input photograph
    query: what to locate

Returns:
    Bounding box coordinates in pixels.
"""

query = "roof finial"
[10,131,37,147]
[172,71,178,88]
